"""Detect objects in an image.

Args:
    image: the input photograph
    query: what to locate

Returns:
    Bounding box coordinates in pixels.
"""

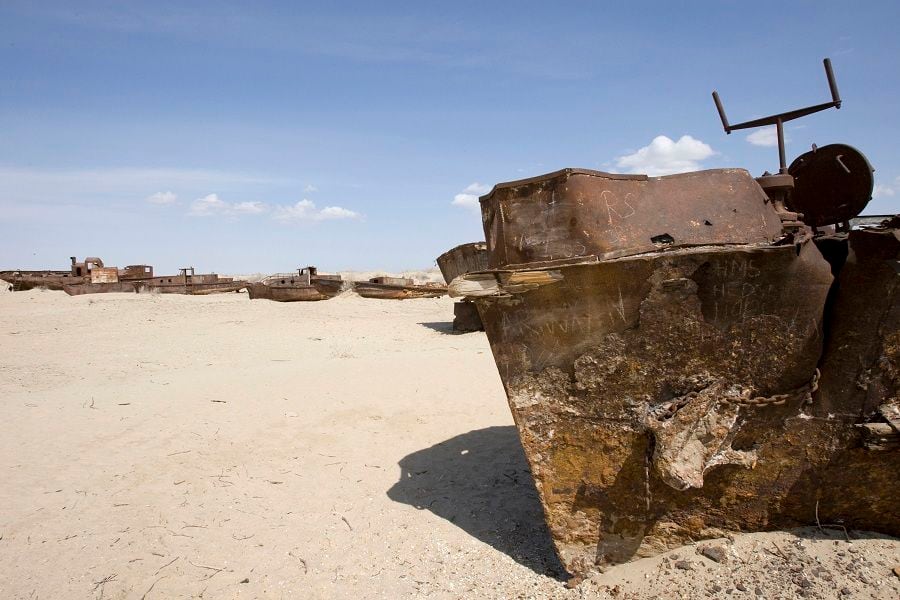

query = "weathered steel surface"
[814,225,900,420]
[247,268,345,302]
[1,271,77,291]
[90,267,119,284]
[135,280,247,295]
[788,144,875,227]
[120,265,154,280]
[355,282,447,300]
[463,166,900,576]
[64,282,139,296]
[436,242,489,332]
[479,168,783,269]
[356,278,447,300]
[2,256,110,291]
[248,283,330,301]
[436,242,489,285]
[369,276,414,287]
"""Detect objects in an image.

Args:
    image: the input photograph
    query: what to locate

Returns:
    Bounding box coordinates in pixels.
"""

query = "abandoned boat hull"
[355,282,447,300]
[2,273,80,291]
[436,243,488,332]
[436,242,489,284]
[135,281,247,295]
[63,282,140,295]
[247,279,344,302]
[458,167,900,575]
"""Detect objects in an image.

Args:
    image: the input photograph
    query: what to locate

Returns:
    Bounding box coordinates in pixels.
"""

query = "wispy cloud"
[188,195,270,217]
[0,166,293,204]
[303,184,319,193]
[274,199,361,223]
[873,184,895,199]
[0,166,290,187]
[746,126,789,148]
[868,176,900,214]
[232,200,267,215]
[146,191,177,205]
[451,182,491,209]
[873,177,899,199]
[615,135,715,176]
[189,193,229,216]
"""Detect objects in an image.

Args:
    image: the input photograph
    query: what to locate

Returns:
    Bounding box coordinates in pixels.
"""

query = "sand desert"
[1,286,898,599]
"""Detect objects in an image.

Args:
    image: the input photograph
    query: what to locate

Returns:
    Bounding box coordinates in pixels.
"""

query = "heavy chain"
[725,368,820,407]
[655,369,820,420]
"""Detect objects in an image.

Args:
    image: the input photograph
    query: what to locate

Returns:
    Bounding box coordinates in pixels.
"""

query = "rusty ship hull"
[63,282,141,295]
[436,242,488,332]
[135,280,247,295]
[436,242,489,284]
[2,271,81,291]
[454,168,900,575]
[355,280,447,300]
[247,278,344,302]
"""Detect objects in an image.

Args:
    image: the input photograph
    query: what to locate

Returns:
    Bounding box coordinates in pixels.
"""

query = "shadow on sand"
[417,321,458,335]
[387,426,566,579]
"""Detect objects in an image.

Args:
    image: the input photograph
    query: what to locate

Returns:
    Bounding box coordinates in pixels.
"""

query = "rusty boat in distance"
[63,263,157,295]
[451,58,899,576]
[436,242,488,331]
[2,256,109,292]
[134,267,247,295]
[247,266,345,302]
[354,275,447,300]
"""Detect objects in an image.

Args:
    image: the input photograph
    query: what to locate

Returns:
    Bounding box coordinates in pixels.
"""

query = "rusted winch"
[451,58,898,576]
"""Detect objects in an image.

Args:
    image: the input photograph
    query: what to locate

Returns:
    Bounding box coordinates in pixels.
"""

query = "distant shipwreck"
[1,258,246,296]
[355,276,447,300]
[247,267,345,302]
[449,59,899,575]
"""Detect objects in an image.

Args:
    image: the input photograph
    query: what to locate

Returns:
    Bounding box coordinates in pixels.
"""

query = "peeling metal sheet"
[479,168,783,269]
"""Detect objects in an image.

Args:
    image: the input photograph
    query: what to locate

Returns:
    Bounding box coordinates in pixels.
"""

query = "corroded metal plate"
[788,144,874,226]
[479,168,783,269]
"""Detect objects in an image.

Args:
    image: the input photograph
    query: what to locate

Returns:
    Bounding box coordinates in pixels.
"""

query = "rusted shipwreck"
[62,264,245,296]
[63,263,157,295]
[133,267,247,295]
[450,59,899,575]
[1,257,115,291]
[436,242,488,331]
[247,266,345,302]
[355,276,447,300]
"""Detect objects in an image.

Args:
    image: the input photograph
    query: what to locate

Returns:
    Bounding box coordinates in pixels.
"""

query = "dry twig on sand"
[92,574,117,598]
[189,560,228,580]
[154,556,179,576]
[140,576,166,600]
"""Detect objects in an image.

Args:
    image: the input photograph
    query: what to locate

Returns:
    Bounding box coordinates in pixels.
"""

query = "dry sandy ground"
[1,287,898,599]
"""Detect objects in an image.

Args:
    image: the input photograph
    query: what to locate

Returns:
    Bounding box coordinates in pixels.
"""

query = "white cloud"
[452,182,491,209]
[189,193,228,216]
[318,206,359,219]
[188,194,270,217]
[746,126,789,148]
[615,135,715,176]
[232,201,267,214]
[868,176,900,215]
[303,184,318,193]
[274,199,361,223]
[873,182,896,199]
[146,191,177,205]
[187,194,360,222]
[0,166,293,209]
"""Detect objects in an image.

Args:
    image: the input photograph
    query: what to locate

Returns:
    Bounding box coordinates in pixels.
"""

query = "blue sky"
[2,1,898,274]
